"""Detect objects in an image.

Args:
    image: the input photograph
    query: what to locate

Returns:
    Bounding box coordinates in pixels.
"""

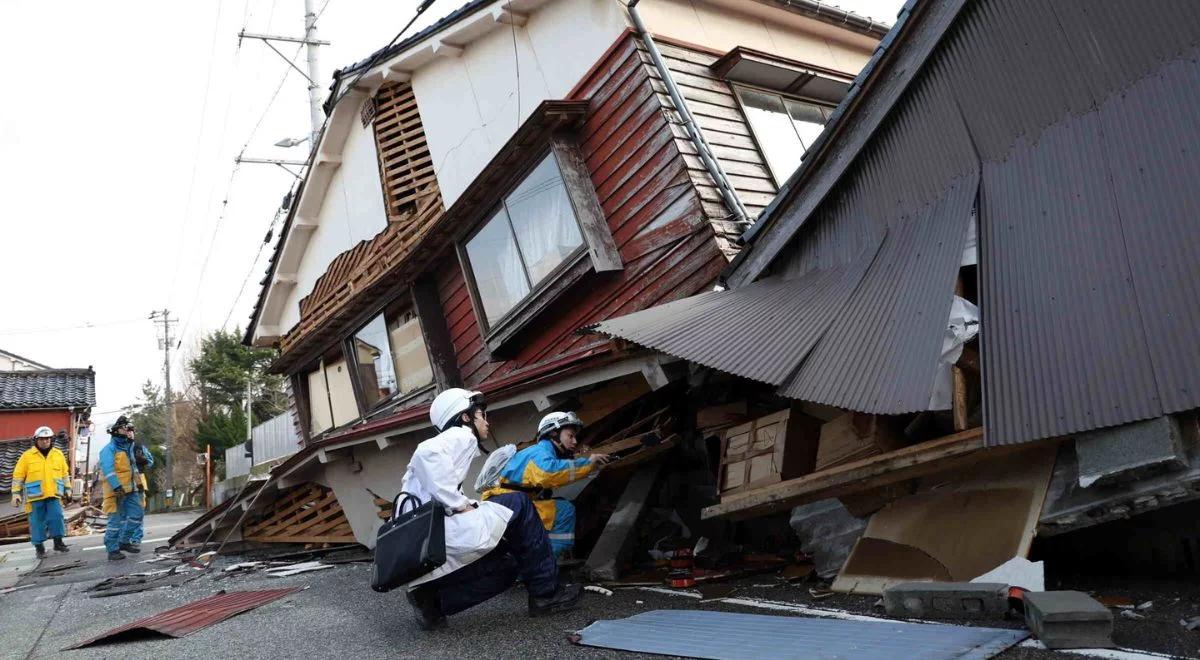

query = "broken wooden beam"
[584,459,664,581]
[701,427,986,521]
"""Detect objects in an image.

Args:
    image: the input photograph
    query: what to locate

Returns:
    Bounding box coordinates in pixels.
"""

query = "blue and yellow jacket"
[482,439,595,499]
[98,435,142,513]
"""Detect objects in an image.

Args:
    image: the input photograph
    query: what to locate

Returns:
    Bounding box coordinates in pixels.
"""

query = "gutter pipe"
[626,0,752,227]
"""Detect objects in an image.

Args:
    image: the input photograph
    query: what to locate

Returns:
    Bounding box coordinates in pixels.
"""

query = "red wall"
[0,410,72,440]
[439,33,728,390]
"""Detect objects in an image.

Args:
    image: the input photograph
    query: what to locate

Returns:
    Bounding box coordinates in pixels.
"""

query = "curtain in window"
[466,208,531,323]
[507,154,583,284]
[307,368,332,434]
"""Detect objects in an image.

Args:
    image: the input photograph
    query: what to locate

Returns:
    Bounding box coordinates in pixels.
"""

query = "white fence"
[224,412,299,478]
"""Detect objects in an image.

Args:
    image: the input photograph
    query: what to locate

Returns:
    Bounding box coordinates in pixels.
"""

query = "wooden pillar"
[952,275,969,431]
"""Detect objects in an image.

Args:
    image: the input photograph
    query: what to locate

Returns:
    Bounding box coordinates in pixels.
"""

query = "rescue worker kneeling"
[481,411,609,557]
[400,388,583,630]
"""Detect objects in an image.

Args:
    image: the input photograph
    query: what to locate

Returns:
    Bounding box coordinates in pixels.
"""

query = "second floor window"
[735,86,833,185]
[464,153,585,325]
[350,308,434,410]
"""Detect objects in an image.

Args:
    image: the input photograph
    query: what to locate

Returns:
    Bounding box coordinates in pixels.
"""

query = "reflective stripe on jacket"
[99,436,140,514]
[11,447,70,513]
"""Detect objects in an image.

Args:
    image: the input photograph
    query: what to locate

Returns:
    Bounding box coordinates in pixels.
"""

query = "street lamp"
[274,136,310,148]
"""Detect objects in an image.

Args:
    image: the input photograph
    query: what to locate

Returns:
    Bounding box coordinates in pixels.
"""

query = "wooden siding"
[440,33,730,388]
[280,82,445,358]
[651,39,779,256]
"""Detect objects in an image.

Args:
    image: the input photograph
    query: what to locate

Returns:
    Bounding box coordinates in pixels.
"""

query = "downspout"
[626,0,751,227]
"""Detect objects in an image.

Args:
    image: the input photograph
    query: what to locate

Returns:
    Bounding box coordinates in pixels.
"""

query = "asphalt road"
[1,513,1196,660]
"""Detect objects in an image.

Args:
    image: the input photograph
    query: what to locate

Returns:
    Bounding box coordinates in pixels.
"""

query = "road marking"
[82,537,170,552]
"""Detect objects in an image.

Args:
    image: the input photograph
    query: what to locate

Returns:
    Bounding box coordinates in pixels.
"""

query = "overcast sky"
[0,0,903,461]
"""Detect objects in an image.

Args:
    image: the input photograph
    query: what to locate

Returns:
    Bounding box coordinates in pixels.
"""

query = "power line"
[0,318,144,337]
[167,0,230,308]
[337,0,438,101]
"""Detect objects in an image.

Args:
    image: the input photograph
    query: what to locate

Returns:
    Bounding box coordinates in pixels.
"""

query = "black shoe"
[107,551,126,561]
[528,583,584,617]
[406,587,447,631]
[119,542,141,553]
[34,543,46,559]
[52,538,69,553]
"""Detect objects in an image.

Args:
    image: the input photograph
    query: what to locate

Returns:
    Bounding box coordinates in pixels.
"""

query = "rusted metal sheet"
[66,588,301,649]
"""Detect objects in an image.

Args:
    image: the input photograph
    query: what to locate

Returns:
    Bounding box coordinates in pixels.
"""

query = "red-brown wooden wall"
[437,33,730,389]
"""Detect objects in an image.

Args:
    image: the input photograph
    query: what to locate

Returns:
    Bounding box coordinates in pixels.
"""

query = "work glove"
[63,490,73,504]
[11,494,21,508]
[113,485,124,501]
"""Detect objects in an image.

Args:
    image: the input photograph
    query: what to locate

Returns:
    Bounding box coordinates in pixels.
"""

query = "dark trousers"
[423,492,559,616]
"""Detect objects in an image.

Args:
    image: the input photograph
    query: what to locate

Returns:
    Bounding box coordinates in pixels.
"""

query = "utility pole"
[149,309,176,508]
[238,0,329,150]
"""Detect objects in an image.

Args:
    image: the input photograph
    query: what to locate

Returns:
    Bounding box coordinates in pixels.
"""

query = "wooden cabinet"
[718,406,820,496]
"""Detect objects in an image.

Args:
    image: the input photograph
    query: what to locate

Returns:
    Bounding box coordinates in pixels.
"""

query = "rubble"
[1023,591,1115,650]
[882,582,1010,621]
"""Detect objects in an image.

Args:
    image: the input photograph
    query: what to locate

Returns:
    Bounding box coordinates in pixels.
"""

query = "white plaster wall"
[413,0,628,206]
[638,0,876,75]
[320,438,421,547]
[279,116,388,333]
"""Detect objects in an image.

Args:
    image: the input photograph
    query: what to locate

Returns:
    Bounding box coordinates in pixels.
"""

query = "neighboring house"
[173,0,884,548]
[589,0,1200,544]
[0,349,50,372]
[0,367,96,492]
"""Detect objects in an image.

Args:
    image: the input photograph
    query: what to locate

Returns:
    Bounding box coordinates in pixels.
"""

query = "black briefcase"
[370,492,447,593]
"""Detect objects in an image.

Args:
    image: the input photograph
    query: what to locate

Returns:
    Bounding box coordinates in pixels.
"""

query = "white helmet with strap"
[33,426,54,440]
[430,388,485,432]
[537,411,583,439]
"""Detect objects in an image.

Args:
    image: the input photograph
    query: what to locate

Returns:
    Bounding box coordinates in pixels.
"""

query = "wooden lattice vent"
[374,82,441,221]
[280,82,445,357]
[242,483,355,544]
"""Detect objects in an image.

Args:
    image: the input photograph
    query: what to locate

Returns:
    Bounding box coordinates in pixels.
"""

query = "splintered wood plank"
[702,428,987,521]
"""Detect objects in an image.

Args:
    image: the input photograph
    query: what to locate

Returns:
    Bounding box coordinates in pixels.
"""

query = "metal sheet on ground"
[65,587,301,649]
[574,609,1027,660]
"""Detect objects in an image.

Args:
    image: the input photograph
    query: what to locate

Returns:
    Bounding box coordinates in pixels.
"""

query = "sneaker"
[107,551,126,561]
[119,542,141,553]
[34,543,46,559]
[405,587,447,631]
[528,583,584,617]
[52,538,69,553]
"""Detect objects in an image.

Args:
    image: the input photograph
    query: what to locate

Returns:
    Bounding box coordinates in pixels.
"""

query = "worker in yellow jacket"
[10,426,71,558]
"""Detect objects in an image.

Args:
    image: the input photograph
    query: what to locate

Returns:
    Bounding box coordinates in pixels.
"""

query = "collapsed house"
[587,0,1200,587]
[171,0,887,549]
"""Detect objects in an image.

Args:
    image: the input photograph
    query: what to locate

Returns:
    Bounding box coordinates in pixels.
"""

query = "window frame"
[343,300,438,417]
[731,83,835,186]
[457,135,620,356]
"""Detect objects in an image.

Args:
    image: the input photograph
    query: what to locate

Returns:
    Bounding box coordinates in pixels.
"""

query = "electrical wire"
[336,0,438,101]
[167,0,230,308]
[0,318,144,337]
[507,0,520,125]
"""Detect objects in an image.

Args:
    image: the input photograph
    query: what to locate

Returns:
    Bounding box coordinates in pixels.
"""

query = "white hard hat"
[33,426,54,440]
[430,388,484,431]
[537,411,583,439]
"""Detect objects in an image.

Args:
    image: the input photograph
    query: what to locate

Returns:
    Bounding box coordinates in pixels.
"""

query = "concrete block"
[1076,416,1188,488]
[1023,591,1114,649]
[882,582,1009,620]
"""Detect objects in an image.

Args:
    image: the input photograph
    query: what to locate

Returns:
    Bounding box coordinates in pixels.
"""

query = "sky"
[0,0,904,463]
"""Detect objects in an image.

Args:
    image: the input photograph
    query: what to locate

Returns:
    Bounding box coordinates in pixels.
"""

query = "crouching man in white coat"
[400,388,584,629]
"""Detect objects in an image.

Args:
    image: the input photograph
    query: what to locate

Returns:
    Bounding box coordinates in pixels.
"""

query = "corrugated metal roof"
[780,172,976,413]
[719,0,1200,446]
[584,243,878,386]
[0,368,95,410]
[66,588,301,649]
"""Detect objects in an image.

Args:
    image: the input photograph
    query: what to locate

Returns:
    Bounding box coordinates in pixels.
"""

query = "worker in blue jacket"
[97,416,145,560]
[481,412,608,556]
